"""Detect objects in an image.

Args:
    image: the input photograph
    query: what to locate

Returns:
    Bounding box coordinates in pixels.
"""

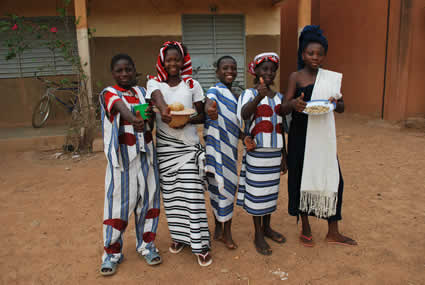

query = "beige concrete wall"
[88,0,280,37]
[0,0,281,125]
[0,0,74,17]
[0,76,75,127]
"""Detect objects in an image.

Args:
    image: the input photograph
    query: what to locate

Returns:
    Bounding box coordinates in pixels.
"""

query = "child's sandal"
[140,246,162,265]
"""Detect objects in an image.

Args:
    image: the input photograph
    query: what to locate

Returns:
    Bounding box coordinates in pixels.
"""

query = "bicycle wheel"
[32,96,51,128]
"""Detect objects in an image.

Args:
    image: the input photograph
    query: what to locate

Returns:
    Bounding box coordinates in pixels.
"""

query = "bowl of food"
[303,100,335,115]
[154,102,196,128]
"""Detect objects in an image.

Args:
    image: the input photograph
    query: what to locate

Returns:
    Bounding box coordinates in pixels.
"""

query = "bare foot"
[254,233,272,255]
[222,232,238,250]
[264,227,286,244]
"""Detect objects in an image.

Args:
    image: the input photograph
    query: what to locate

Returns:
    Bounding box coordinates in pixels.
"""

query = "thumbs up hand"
[292,92,307,112]
[132,110,145,132]
[257,76,268,99]
[206,99,218,120]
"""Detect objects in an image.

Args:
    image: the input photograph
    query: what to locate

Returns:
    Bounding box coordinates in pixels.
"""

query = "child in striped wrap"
[147,41,213,267]
[237,52,288,255]
[204,56,245,250]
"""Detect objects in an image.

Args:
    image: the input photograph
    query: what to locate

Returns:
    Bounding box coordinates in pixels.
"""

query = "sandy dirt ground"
[0,114,424,285]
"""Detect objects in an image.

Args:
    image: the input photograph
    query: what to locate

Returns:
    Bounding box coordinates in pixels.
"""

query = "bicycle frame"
[45,86,79,112]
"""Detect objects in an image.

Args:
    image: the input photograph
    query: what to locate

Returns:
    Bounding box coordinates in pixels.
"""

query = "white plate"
[302,100,335,115]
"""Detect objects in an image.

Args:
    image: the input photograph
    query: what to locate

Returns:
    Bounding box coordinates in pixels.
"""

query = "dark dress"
[287,84,343,221]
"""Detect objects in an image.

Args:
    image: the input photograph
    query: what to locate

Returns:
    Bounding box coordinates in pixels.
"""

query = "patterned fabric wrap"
[237,148,282,216]
[100,86,161,263]
[156,130,210,253]
[297,25,328,70]
[147,41,194,88]
[237,88,286,149]
[248,52,280,76]
[204,82,240,222]
[100,86,153,170]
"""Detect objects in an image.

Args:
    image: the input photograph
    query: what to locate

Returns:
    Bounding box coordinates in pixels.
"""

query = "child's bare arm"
[111,101,144,132]
[281,72,306,114]
[151,90,172,123]
[189,101,205,125]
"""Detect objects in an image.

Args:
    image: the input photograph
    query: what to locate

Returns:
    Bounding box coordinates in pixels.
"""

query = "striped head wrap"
[148,41,194,88]
[248,52,280,76]
[297,25,328,70]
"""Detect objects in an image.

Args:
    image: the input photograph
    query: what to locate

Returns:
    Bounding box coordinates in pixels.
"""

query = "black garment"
[287,84,343,221]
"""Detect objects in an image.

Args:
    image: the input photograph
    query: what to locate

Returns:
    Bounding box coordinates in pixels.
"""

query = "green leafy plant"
[0,1,97,153]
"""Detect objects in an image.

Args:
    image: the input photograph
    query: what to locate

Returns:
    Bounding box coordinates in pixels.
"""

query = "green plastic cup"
[133,103,150,120]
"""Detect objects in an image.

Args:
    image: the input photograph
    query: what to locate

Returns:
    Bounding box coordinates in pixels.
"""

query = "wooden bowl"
[168,109,196,128]
[153,107,196,128]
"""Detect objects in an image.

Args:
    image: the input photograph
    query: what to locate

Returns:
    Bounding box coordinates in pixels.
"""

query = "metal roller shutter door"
[182,15,246,91]
[0,17,77,79]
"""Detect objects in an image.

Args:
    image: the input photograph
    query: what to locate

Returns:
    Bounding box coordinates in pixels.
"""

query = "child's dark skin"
[281,42,356,246]
[151,48,204,127]
[241,61,287,255]
[110,59,153,132]
[149,47,211,263]
[101,59,156,274]
[206,58,239,249]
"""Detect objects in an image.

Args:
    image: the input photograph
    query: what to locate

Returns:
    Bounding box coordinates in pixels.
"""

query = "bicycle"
[32,76,79,128]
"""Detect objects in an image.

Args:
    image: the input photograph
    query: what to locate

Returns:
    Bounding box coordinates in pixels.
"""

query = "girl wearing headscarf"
[281,25,357,247]
[146,41,213,266]
[237,52,288,255]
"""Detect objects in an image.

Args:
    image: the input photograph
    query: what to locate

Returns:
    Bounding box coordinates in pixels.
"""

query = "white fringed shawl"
[299,68,342,218]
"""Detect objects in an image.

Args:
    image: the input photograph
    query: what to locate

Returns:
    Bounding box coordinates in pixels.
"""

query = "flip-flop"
[169,242,185,254]
[196,252,213,267]
[254,241,272,256]
[265,231,286,244]
[99,256,123,276]
[327,237,357,246]
[300,234,314,247]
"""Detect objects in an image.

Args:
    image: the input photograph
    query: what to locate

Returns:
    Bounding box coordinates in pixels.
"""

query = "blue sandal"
[99,256,123,276]
[140,246,162,266]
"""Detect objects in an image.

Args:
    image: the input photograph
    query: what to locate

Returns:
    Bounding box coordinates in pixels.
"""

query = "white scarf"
[299,68,342,218]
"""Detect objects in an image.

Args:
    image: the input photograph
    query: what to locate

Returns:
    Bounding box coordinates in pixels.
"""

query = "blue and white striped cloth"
[237,148,282,216]
[236,88,285,216]
[205,82,240,222]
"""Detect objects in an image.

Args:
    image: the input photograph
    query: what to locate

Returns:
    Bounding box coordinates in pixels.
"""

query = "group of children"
[99,25,357,276]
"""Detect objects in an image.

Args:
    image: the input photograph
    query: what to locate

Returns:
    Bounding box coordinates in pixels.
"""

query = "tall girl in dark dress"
[281,26,357,247]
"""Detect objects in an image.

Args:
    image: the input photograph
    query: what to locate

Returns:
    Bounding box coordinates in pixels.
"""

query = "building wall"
[0,0,280,126]
[405,0,425,117]
[320,0,389,117]
[280,0,425,120]
[89,0,281,90]
[279,0,298,93]
[0,0,75,126]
